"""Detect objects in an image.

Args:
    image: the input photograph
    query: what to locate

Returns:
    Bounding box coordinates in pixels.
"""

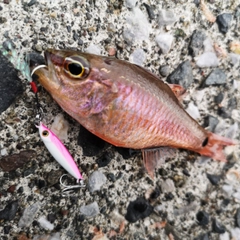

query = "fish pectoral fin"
[142,147,177,179]
[168,84,187,100]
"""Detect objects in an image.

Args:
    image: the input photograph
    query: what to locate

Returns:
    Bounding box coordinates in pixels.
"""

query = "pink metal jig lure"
[37,122,83,182]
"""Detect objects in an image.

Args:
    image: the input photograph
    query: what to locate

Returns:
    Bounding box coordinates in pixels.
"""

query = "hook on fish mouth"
[31,64,48,76]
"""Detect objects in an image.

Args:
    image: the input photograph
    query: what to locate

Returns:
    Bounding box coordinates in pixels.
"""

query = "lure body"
[38,122,83,180]
[34,49,235,177]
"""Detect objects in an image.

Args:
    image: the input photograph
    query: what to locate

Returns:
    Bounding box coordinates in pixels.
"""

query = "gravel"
[0,0,239,239]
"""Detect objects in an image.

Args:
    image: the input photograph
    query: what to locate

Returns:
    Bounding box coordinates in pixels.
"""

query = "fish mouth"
[31,49,63,92]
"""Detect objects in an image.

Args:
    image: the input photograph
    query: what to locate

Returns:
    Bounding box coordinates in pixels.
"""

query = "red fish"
[33,49,236,178]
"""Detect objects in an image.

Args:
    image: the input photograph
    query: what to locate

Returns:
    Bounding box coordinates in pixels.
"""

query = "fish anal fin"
[168,84,187,100]
[142,147,177,179]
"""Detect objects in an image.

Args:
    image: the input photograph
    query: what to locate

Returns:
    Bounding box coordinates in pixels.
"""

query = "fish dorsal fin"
[142,147,177,179]
[167,84,187,100]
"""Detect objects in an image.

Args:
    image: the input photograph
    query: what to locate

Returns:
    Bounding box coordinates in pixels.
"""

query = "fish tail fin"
[196,132,236,162]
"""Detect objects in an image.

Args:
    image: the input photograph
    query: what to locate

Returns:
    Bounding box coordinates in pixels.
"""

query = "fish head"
[33,49,118,119]
[34,49,94,97]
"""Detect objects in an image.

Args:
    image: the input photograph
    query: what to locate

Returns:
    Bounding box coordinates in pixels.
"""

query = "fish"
[33,49,236,178]
[37,122,83,181]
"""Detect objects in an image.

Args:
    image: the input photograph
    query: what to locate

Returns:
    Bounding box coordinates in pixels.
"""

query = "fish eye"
[64,56,90,79]
[42,130,49,137]
[68,62,83,76]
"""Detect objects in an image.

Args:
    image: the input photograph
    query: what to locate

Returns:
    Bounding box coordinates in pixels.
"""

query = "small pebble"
[158,9,177,27]
[78,39,83,46]
[219,232,230,240]
[0,150,36,172]
[233,191,240,203]
[0,16,7,24]
[203,68,226,86]
[182,169,190,177]
[193,0,200,7]
[19,202,40,228]
[185,192,195,203]
[196,52,219,68]
[217,107,230,119]
[0,148,7,156]
[129,48,145,66]
[230,228,240,239]
[27,0,37,6]
[66,25,71,33]
[159,65,170,77]
[189,30,206,57]
[80,202,100,218]
[235,208,240,227]
[124,0,137,9]
[3,226,11,234]
[7,185,16,193]
[212,219,226,234]
[143,3,155,19]
[33,232,61,240]
[123,8,150,44]
[107,23,115,32]
[186,102,200,120]
[73,31,79,41]
[203,38,214,52]
[206,173,222,185]
[46,170,63,186]
[125,198,153,223]
[0,200,18,221]
[85,44,101,55]
[34,44,43,52]
[167,60,193,88]
[222,184,233,197]
[155,33,174,54]
[38,216,54,230]
[88,171,107,193]
[47,213,56,223]
[174,202,197,215]
[107,46,116,56]
[28,52,45,66]
[160,179,175,193]
[216,13,232,34]
[96,152,112,167]
[194,233,209,240]
[229,41,240,54]
[196,211,209,226]
[214,92,224,104]
[165,192,174,201]
[86,12,92,20]
[204,115,219,132]
[50,113,69,142]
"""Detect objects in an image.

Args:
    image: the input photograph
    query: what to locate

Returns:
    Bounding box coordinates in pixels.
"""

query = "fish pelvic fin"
[196,132,236,162]
[142,147,177,179]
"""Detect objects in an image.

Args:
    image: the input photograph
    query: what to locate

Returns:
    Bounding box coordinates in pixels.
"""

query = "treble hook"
[60,174,85,196]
